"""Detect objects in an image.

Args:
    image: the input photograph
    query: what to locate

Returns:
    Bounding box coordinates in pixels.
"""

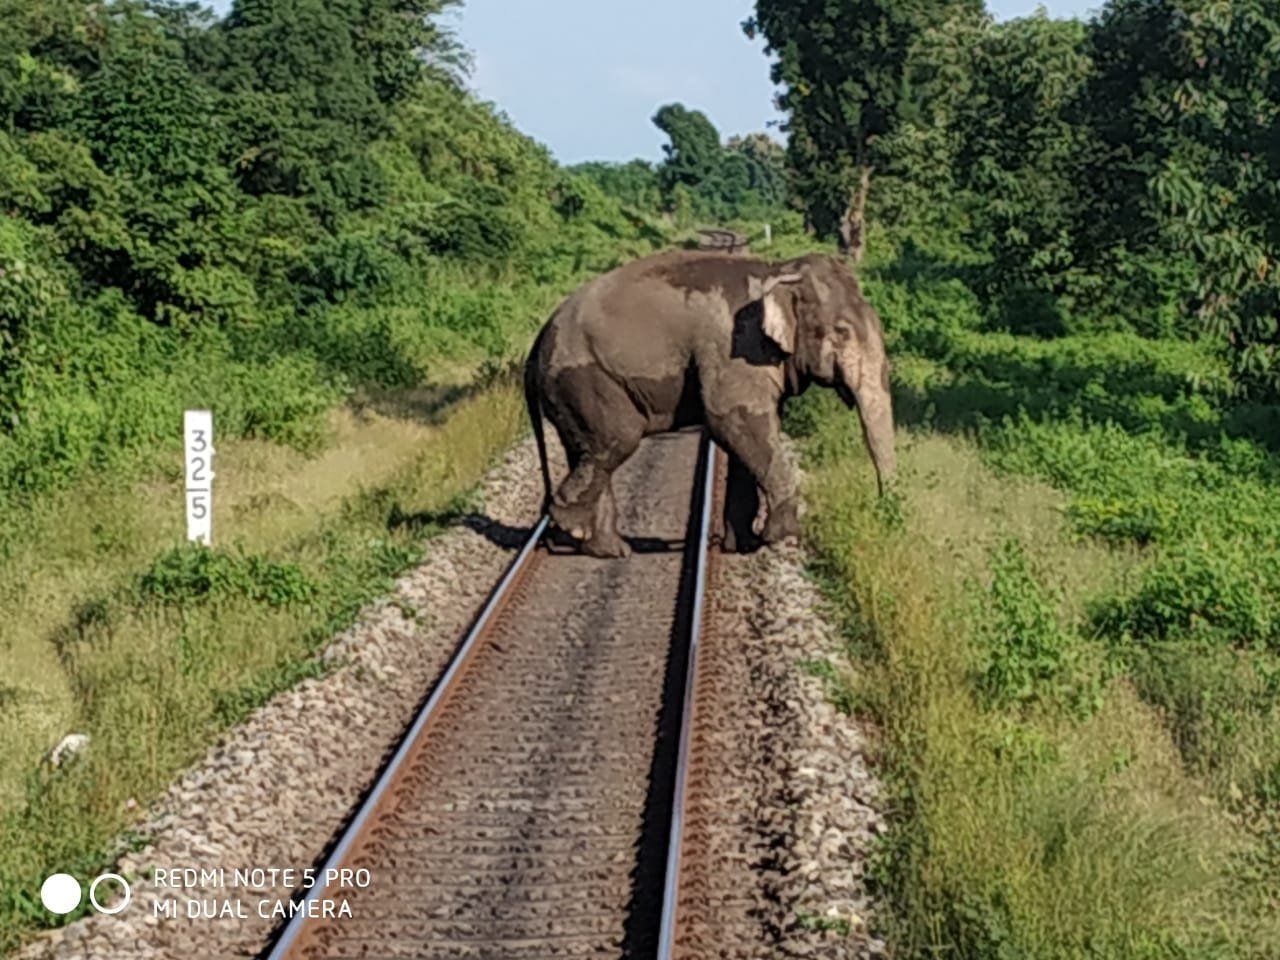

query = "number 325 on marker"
[184,410,214,545]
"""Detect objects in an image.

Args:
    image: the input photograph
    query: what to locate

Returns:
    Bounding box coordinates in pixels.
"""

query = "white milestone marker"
[184,410,214,545]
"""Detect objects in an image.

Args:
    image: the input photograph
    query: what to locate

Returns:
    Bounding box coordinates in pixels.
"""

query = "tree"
[571,159,663,211]
[0,0,103,135]
[950,12,1092,328]
[217,0,390,217]
[348,0,466,103]
[1085,0,1280,390]
[726,133,789,213]
[71,4,240,319]
[649,104,791,221]
[746,0,982,260]
[652,103,724,196]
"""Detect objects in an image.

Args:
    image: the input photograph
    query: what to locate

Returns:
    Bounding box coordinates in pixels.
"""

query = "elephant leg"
[545,367,643,556]
[585,474,629,558]
[721,451,762,554]
[552,449,634,558]
[708,406,800,546]
[549,443,590,536]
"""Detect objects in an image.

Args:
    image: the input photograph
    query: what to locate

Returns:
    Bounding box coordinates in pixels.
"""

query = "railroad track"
[265,428,726,959]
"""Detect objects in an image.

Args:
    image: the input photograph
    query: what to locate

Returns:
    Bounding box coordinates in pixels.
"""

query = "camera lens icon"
[41,873,131,916]
[40,874,81,915]
[89,874,131,915]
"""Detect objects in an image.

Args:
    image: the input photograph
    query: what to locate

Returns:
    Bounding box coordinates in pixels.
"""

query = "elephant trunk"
[856,387,897,496]
[839,373,897,496]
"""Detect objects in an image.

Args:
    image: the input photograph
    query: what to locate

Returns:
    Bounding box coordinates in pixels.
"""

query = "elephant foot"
[761,498,801,545]
[582,530,631,559]
[549,501,591,539]
[550,500,631,559]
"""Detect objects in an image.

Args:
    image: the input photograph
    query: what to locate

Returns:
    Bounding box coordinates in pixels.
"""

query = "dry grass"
[0,382,527,951]
[803,420,1276,958]
[0,386,521,808]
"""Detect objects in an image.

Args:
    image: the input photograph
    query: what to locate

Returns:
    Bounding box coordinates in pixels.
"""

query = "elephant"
[523,249,897,558]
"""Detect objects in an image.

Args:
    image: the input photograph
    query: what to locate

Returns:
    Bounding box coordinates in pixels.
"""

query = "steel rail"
[265,432,717,959]
[265,514,550,960]
[656,436,718,959]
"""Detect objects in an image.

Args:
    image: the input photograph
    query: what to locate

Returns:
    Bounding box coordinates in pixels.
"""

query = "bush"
[1096,543,1280,650]
[974,539,1074,708]
[138,545,317,608]
[1064,494,1178,546]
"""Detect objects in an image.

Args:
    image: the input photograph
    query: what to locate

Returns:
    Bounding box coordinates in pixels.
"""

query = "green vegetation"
[0,385,530,949]
[746,0,985,258]
[574,103,792,228]
[0,0,659,527]
[721,3,1280,954]
[7,0,1280,956]
[803,425,1263,957]
[788,224,1280,957]
[0,0,668,950]
[749,0,1280,392]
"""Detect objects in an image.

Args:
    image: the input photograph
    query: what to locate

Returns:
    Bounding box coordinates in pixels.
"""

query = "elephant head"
[747,255,897,493]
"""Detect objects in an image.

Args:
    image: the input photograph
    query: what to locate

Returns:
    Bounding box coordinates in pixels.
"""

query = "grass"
[794,389,1280,958]
[0,378,528,953]
[795,223,1280,956]
[7,215,1278,956]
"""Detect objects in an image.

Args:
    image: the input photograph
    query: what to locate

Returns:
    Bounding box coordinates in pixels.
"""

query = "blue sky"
[205,1,1099,164]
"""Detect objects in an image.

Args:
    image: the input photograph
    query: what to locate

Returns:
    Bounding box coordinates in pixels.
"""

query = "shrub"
[138,545,317,608]
[1064,494,1179,545]
[1096,543,1280,650]
[974,539,1074,709]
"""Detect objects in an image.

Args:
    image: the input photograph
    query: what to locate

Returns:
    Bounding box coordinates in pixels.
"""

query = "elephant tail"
[524,331,554,514]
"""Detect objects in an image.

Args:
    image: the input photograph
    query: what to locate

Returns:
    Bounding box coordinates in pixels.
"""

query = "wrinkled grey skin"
[524,249,897,558]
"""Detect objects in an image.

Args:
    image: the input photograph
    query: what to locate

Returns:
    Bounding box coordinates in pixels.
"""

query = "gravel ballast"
[686,541,887,958]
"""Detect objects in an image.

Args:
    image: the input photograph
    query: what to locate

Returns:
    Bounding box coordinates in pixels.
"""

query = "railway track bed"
[18,432,883,960]
[270,429,708,958]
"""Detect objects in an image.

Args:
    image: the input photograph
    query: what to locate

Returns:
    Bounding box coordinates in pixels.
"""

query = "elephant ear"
[748,272,803,354]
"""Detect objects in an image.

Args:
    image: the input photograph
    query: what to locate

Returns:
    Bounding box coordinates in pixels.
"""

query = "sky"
[205,1,1100,165]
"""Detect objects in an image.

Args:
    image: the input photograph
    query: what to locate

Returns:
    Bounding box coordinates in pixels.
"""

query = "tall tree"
[1086,0,1280,390]
[652,103,724,196]
[648,104,789,221]
[73,6,239,318]
[348,0,466,102]
[952,12,1091,325]
[746,0,982,260]
[726,132,789,212]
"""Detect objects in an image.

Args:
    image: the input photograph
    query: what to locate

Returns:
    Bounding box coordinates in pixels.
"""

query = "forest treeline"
[2,0,567,511]
[0,0,793,527]
[0,2,673,524]
[574,103,791,224]
[741,0,1280,395]
[674,3,1280,958]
